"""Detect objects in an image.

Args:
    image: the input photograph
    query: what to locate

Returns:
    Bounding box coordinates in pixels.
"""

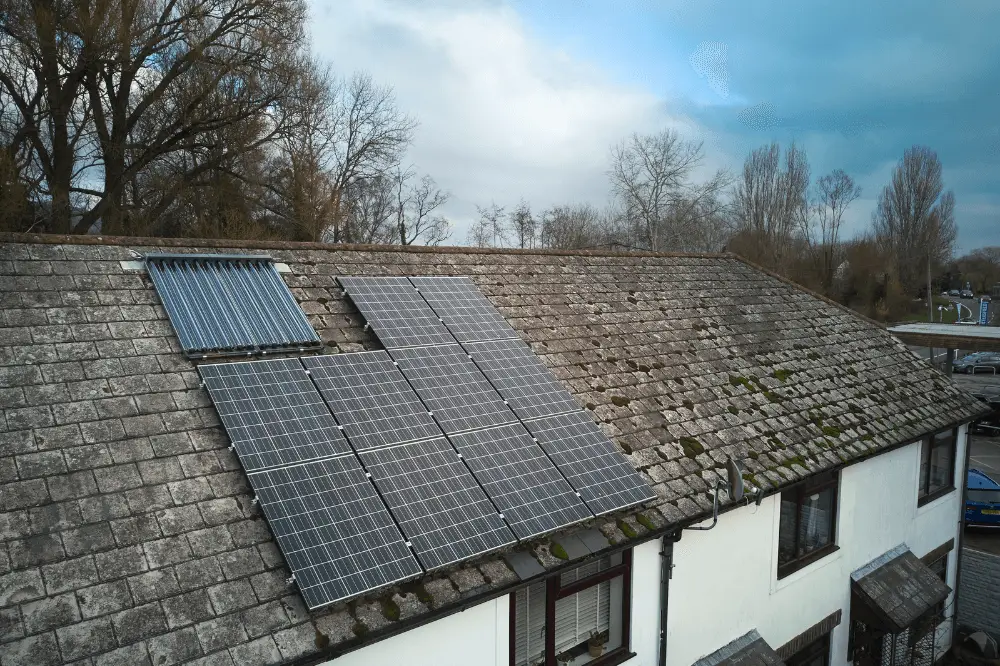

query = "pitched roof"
[0,233,985,665]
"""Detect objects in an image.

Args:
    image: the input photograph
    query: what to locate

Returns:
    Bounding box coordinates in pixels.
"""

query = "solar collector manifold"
[146,253,321,357]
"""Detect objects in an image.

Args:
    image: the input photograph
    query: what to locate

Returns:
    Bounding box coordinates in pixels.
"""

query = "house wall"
[325,539,661,665]
[665,425,967,666]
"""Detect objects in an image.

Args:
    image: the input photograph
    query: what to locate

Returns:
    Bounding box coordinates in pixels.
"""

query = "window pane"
[514,582,546,666]
[928,433,954,494]
[919,438,931,495]
[797,487,834,556]
[779,496,798,565]
[553,575,623,665]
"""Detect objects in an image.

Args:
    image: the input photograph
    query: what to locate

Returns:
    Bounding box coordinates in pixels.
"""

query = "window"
[512,551,632,666]
[778,472,839,578]
[924,548,950,618]
[918,428,957,505]
[786,634,831,666]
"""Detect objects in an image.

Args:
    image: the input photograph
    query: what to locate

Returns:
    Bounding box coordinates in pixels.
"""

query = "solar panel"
[359,437,516,569]
[522,411,656,516]
[338,276,455,348]
[199,359,352,471]
[248,456,422,609]
[448,424,593,539]
[302,352,440,450]
[389,344,518,434]
[146,254,320,357]
[465,339,580,419]
[410,277,518,343]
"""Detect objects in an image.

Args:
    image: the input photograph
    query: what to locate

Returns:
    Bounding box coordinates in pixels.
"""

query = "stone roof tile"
[0,235,987,665]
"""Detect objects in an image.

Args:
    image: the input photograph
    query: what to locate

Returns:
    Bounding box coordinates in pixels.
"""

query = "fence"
[957,547,1000,639]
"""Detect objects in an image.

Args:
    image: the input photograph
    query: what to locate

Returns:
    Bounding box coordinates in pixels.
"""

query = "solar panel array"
[303,352,439,450]
[338,276,455,348]
[199,359,352,471]
[389,344,518,434]
[248,457,421,609]
[147,254,321,357]
[449,424,592,539]
[522,411,656,516]
[199,275,654,610]
[411,277,518,343]
[465,339,581,420]
[359,437,515,569]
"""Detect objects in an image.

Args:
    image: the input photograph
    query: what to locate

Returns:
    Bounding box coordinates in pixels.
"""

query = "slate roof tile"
[0,236,987,664]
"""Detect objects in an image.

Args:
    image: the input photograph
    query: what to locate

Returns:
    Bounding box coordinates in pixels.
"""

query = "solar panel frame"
[389,344,519,434]
[302,351,441,450]
[448,424,593,539]
[359,437,516,570]
[338,276,456,349]
[248,455,422,609]
[410,277,518,343]
[146,254,321,357]
[198,359,354,472]
[465,339,581,420]
[522,411,656,516]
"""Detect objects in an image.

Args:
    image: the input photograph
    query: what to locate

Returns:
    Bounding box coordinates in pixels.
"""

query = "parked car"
[954,352,1000,374]
[966,468,1000,526]
[949,289,961,297]
[962,289,975,298]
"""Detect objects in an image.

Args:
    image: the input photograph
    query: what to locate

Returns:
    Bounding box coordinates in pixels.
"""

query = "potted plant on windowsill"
[588,630,609,658]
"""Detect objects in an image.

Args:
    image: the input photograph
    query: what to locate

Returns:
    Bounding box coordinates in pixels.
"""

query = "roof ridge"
[0,232,734,260]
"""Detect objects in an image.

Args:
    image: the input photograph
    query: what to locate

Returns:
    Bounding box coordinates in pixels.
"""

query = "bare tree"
[729,142,811,270]
[508,199,536,249]
[872,146,957,314]
[467,202,507,248]
[608,129,729,251]
[391,168,451,245]
[809,169,861,292]
[539,204,603,250]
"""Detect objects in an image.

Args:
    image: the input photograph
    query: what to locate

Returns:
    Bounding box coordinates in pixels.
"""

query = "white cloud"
[308,0,716,242]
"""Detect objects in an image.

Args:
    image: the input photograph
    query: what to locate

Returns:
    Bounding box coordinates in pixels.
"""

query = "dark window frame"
[917,427,958,506]
[778,471,840,579]
[922,541,952,618]
[510,549,634,666]
[786,632,831,666]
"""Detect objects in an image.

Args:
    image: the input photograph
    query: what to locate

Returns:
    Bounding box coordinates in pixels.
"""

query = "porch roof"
[692,630,785,666]
[850,545,951,633]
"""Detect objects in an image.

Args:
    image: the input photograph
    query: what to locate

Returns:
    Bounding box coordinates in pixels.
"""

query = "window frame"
[785,632,831,666]
[510,549,634,666]
[777,471,840,579]
[917,427,958,506]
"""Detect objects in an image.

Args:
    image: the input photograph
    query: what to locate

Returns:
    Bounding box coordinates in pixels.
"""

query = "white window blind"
[514,582,546,666]
[554,557,612,655]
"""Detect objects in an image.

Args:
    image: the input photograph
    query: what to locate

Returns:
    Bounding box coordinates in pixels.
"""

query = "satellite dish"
[725,457,745,503]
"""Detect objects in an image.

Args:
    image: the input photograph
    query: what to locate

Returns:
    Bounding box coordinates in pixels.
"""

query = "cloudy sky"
[309,0,1000,252]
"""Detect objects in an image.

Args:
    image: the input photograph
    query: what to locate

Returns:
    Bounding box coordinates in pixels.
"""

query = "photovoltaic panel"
[465,339,580,419]
[449,424,593,539]
[338,276,456,348]
[359,437,516,569]
[522,411,656,516]
[146,254,320,357]
[248,456,422,609]
[389,344,518,434]
[198,359,353,471]
[302,352,440,450]
[410,277,518,343]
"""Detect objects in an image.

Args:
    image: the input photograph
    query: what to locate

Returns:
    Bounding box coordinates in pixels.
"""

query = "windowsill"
[918,486,955,508]
[585,648,637,666]
[777,544,840,581]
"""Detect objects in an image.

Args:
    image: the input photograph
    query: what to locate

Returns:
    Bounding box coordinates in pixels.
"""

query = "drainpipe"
[952,425,973,633]
[659,534,675,666]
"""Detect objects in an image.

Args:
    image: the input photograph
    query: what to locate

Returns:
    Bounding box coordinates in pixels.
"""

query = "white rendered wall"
[665,425,967,666]
[327,539,662,665]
